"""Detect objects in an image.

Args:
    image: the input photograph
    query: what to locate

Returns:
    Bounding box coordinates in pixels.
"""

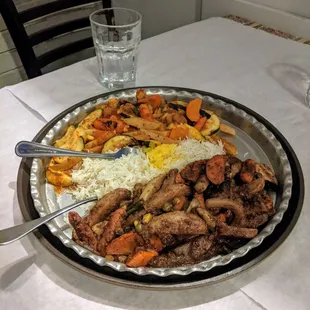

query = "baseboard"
[202,0,310,39]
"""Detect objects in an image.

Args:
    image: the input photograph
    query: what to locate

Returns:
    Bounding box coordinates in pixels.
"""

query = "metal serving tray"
[23,87,299,280]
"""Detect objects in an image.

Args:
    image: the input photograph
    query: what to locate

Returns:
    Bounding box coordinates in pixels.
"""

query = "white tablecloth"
[1,17,310,310]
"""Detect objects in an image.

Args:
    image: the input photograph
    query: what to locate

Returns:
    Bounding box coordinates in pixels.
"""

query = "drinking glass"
[90,8,142,89]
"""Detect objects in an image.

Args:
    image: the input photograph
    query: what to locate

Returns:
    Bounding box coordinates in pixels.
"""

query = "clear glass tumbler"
[90,8,142,89]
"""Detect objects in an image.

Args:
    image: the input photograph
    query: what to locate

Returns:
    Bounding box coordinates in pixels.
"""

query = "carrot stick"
[126,250,158,267]
[149,237,163,251]
[106,232,142,255]
[186,98,202,122]
[194,192,205,209]
[194,117,207,131]
[174,196,187,211]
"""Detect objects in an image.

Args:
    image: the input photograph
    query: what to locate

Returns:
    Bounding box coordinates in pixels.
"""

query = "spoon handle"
[15,141,117,159]
[0,196,97,245]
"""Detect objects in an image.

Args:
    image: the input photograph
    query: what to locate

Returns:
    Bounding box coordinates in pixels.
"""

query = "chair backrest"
[0,0,112,79]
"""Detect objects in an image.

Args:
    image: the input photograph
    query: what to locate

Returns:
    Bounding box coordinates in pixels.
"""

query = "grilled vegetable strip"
[126,250,158,267]
[106,232,143,255]
[194,117,207,131]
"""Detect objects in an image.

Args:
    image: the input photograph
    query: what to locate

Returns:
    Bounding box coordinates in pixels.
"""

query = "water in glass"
[90,8,141,89]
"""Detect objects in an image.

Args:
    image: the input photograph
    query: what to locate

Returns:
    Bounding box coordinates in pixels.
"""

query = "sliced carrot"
[147,95,162,109]
[174,196,187,211]
[175,172,185,184]
[186,98,202,122]
[139,104,154,121]
[106,232,142,255]
[169,126,189,140]
[84,132,115,149]
[149,236,163,251]
[194,117,207,131]
[194,192,205,209]
[126,250,158,267]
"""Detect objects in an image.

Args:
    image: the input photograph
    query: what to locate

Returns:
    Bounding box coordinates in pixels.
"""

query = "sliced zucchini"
[46,170,72,187]
[201,114,220,137]
[54,125,75,148]
[75,126,87,142]
[78,109,102,129]
[200,109,213,119]
[169,101,187,112]
[54,137,84,163]
[102,135,136,152]
[184,124,205,141]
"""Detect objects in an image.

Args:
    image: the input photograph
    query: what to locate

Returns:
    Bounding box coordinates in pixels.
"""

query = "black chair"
[0,0,112,79]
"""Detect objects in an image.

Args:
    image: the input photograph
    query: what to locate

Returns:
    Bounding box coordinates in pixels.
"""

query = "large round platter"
[17,87,304,288]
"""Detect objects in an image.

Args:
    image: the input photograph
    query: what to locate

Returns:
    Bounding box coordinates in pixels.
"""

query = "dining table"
[0,17,310,310]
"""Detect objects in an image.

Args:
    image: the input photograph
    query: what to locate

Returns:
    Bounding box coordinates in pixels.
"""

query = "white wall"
[202,0,310,38]
[113,0,199,39]
[247,0,310,18]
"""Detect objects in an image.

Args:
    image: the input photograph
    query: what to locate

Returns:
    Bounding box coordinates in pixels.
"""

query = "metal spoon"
[0,197,97,245]
[15,141,138,159]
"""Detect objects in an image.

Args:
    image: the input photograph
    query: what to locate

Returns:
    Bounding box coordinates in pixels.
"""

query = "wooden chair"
[0,0,112,79]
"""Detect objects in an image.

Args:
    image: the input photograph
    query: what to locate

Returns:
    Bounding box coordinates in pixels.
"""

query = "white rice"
[69,139,224,200]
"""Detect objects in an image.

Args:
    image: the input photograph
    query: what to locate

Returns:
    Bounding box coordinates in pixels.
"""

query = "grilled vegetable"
[147,95,162,108]
[126,250,158,267]
[123,117,165,131]
[220,123,236,136]
[106,232,142,255]
[78,109,102,129]
[140,129,178,144]
[169,126,189,140]
[201,114,220,137]
[48,157,81,172]
[222,138,238,156]
[84,131,115,149]
[54,125,75,147]
[46,170,72,186]
[139,104,154,120]
[194,117,207,131]
[186,98,202,122]
[102,135,136,152]
[184,124,205,141]
[54,136,84,164]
